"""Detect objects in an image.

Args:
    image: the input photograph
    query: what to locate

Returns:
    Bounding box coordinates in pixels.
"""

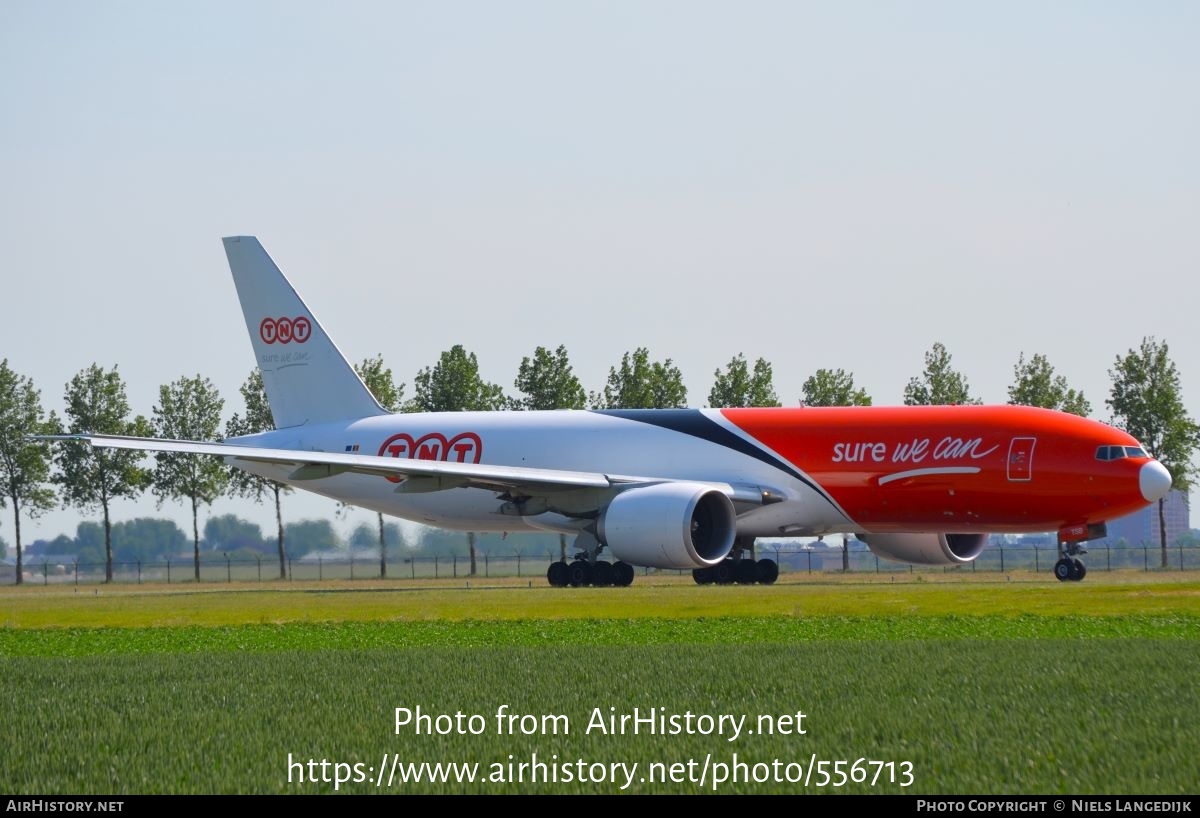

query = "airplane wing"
[40,434,780,508]
[41,433,622,495]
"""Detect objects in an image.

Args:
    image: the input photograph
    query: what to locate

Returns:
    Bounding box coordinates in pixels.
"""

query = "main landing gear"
[692,537,778,586]
[546,558,635,588]
[546,532,635,587]
[544,535,780,588]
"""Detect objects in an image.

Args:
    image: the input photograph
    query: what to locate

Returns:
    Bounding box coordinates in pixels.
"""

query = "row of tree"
[1,337,1196,583]
[391,343,1078,413]
[29,516,350,566]
[21,514,575,567]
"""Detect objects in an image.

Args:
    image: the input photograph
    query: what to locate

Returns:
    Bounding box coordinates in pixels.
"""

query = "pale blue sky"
[2,1,1198,543]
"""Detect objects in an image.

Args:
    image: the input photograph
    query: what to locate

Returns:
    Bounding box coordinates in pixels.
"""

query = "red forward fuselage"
[721,404,1162,535]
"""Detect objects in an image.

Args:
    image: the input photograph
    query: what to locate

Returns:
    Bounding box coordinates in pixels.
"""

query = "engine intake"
[858,532,988,566]
[598,483,737,570]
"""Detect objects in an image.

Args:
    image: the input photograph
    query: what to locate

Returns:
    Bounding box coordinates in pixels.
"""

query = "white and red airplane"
[57,237,1173,587]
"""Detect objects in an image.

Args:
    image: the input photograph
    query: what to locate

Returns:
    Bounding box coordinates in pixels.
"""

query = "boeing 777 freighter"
[49,237,1172,587]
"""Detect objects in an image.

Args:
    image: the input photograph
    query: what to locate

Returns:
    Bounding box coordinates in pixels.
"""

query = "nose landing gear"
[1053,523,1102,582]
[1053,556,1087,582]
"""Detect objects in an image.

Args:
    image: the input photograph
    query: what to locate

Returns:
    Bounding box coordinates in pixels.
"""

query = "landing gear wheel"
[613,561,635,587]
[692,567,714,585]
[1053,558,1073,582]
[546,561,569,587]
[735,559,758,584]
[591,560,614,587]
[714,559,735,585]
[756,558,779,585]
[568,560,591,587]
[1071,558,1087,581]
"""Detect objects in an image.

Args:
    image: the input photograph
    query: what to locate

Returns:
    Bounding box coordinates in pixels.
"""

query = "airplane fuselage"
[230,404,1159,540]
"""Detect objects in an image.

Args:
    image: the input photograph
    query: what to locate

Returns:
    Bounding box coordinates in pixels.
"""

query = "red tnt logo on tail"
[260,317,311,345]
[377,432,483,483]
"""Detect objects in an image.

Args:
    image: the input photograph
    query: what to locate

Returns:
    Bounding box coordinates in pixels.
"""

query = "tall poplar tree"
[512,345,586,410]
[903,342,980,406]
[354,354,406,578]
[56,365,151,582]
[152,375,228,580]
[1107,337,1199,566]
[801,368,872,407]
[410,345,506,413]
[226,369,292,579]
[1008,352,1090,416]
[592,348,687,409]
[410,345,505,573]
[0,361,57,584]
[708,354,781,408]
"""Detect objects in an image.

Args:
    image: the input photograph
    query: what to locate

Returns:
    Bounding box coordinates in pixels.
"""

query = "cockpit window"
[1097,445,1148,461]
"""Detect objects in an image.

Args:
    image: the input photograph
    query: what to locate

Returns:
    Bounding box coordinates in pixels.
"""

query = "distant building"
[1102,489,1190,547]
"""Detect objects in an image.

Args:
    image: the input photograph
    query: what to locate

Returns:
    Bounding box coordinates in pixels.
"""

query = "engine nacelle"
[598,483,737,570]
[858,532,989,566]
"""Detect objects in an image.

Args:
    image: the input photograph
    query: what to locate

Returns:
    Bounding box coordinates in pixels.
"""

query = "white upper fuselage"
[231,409,851,537]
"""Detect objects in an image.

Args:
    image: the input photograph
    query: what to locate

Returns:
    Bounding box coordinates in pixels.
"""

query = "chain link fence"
[3,544,1199,586]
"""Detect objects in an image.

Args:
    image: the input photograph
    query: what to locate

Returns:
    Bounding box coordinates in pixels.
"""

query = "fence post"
[807,551,812,575]
[411,558,415,580]
[42,562,48,585]
[74,561,79,587]
[453,554,458,578]
[137,560,142,585]
[351,553,355,581]
[1000,548,1005,573]
[1144,547,1149,572]
[1034,549,1039,574]
[1106,547,1111,572]
[226,553,231,583]
[167,558,171,584]
[318,556,323,581]
[288,558,293,581]
[1181,545,1185,572]
[875,555,880,573]
[516,554,520,577]
[485,554,490,578]
[257,556,262,582]
[435,555,439,579]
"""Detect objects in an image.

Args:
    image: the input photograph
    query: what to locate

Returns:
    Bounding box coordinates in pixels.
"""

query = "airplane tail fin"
[222,236,387,428]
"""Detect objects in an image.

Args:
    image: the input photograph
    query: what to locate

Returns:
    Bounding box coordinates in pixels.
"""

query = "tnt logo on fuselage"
[260,317,312,345]
[378,432,483,483]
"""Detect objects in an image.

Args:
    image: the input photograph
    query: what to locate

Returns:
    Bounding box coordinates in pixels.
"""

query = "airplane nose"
[1139,460,1172,503]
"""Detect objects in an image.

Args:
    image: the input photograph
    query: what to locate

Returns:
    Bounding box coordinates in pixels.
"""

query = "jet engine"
[858,532,988,566]
[598,482,737,570]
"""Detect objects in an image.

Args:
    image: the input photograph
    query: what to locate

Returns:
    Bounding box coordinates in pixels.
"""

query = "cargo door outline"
[1007,437,1036,482]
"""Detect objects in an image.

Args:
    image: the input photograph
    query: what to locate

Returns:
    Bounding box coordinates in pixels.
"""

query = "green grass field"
[2,573,1198,794]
